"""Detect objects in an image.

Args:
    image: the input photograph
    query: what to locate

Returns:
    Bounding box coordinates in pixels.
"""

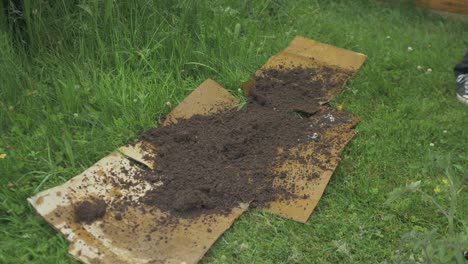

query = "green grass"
[0,0,467,263]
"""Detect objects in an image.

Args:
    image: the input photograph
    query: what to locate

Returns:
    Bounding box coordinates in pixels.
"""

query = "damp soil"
[74,65,354,223]
[74,198,108,224]
[251,66,352,114]
[138,103,315,216]
[136,66,352,217]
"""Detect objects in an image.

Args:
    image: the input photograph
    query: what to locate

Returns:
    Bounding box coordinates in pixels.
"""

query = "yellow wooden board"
[418,0,468,15]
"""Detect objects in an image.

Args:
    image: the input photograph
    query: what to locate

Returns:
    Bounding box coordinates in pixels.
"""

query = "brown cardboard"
[264,35,366,71]
[267,111,359,223]
[29,79,246,264]
[250,35,366,222]
[28,36,367,263]
[163,78,240,125]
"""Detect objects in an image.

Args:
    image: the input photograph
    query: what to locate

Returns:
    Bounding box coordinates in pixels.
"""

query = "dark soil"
[74,65,354,223]
[134,66,353,218]
[74,198,107,224]
[251,66,352,114]
[137,103,316,216]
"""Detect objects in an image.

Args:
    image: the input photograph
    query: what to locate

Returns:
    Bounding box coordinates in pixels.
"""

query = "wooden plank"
[418,0,468,15]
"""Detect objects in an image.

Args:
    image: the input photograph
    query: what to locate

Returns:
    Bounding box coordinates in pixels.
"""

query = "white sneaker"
[456,74,468,106]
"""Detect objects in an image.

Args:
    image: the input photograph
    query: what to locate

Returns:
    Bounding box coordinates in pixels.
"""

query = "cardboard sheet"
[29,36,367,263]
[267,110,359,222]
[29,79,246,264]
[264,35,366,71]
[244,36,366,102]
[251,35,366,222]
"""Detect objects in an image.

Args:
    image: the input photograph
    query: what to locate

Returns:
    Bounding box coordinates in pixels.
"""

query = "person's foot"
[456,74,468,105]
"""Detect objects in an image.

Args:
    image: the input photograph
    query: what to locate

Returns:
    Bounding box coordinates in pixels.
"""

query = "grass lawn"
[0,0,467,263]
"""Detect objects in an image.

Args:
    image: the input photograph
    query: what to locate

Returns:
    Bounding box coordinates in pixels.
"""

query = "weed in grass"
[385,157,467,263]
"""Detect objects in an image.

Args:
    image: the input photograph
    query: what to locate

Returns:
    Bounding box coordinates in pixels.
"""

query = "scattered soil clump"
[74,198,107,224]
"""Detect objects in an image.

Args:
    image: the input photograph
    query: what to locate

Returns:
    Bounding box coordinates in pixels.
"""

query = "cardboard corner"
[163,79,240,126]
[262,35,367,72]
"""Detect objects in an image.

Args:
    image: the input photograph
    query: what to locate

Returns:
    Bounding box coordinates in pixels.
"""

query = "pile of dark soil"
[74,66,354,222]
[138,103,316,216]
[134,66,352,218]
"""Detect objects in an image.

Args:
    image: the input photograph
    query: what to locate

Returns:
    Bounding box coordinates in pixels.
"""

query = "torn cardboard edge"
[29,35,367,264]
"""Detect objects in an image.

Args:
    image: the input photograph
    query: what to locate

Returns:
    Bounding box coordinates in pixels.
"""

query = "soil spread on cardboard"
[74,198,107,224]
[74,66,354,223]
[250,66,351,114]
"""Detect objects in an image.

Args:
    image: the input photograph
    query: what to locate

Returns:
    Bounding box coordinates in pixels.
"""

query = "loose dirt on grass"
[73,66,353,225]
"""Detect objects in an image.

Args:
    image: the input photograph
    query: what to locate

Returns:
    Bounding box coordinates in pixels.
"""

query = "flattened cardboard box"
[251,35,366,222]
[28,36,366,263]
